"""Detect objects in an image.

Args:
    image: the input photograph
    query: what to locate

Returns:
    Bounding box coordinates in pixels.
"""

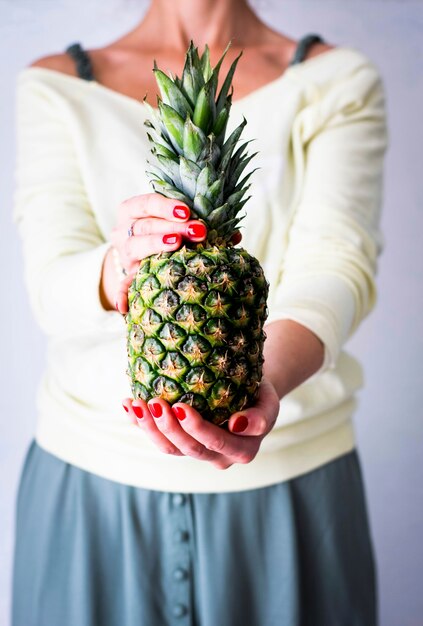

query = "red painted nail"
[133,405,143,419]
[232,415,248,433]
[149,402,163,418]
[231,231,242,245]
[123,404,129,413]
[173,205,189,219]
[163,233,178,245]
[187,223,207,239]
[172,406,186,421]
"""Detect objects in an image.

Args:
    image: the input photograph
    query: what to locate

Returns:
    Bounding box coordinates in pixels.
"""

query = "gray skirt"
[12,440,377,626]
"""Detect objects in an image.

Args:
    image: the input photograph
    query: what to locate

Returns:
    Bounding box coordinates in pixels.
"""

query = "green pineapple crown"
[144,40,257,245]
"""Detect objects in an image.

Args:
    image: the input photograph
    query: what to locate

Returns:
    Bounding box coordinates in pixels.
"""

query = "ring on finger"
[127,221,136,238]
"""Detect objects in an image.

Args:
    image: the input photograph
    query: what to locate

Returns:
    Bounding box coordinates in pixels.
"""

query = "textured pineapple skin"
[126,244,269,427]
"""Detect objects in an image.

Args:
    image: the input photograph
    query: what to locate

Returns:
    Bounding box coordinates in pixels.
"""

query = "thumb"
[228,378,279,437]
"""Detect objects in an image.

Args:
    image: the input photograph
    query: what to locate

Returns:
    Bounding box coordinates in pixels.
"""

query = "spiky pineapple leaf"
[227,152,258,191]
[226,185,250,207]
[193,81,216,134]
[212,98,232,145]
[154,69,194,118]
[232,168,259,194]
[158,102,185,153]
[216,51,243,115]
[183,117,206,162]
[182,42,205,104]
[151,179,193,207]
[198,134,220,168]
[146,162,174,186]
[195,164,217,197]
[143,98,168,138]
[204,178,224,206]
[212,41,232,81]
[156,155,183,188]
[144,40,258,243]
[208,203,230,227]
[149,139,177,160]
[200,44,213,82]
[193,193,214,220]
[145,121,176,158]
[220,117,247,157]
[179,157,202,197]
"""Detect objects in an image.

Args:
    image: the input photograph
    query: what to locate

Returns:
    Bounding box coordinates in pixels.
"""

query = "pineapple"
[126,41,269,427]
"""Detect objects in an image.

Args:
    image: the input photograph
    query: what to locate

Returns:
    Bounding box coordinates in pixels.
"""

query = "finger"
[115,274,135,314]
[126,232,183,264]
[230,230,242,245]
[120,193,190,223]
[131,218,207,242]
[172,403,259,464]
[116,219,207,313]
[124,398,184,456]
[122,398,138,425]
[147,398,219,463]
[227,378,280,437]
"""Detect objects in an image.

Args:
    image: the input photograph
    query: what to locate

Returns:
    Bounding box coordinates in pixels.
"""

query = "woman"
[12,0,388,624]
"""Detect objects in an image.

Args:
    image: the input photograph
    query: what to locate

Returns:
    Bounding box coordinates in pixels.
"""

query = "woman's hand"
[102,193,207,313]
[122,377,280,470]
[101,192,242,313]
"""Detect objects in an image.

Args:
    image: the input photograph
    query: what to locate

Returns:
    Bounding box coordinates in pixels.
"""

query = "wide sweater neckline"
[19,46,356,111]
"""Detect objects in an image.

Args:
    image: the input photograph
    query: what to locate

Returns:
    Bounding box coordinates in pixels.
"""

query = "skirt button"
[173,567,188,581]
[172,603,188,618]
[172,494,186,507]
[174,529,189,542]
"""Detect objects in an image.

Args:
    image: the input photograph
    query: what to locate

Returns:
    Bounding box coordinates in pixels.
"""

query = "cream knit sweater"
[13,46,388,492]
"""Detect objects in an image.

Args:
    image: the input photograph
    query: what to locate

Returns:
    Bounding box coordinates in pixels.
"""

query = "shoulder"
[303,40,336,62]
[28,52,78,77]
[296,40,382,79]
[17,52,83,113]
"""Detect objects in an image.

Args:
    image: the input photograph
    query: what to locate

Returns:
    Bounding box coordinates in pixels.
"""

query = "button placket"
[168,493,192,624]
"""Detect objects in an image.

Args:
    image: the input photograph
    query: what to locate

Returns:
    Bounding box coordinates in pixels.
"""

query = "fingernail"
[149,402,163,418]
[232,415,248,433]
[123,404,129,413]
[173,205,189,219]
[172,406,186,421]
[163,233,178,245]
[231,231,242,245]
[187,223,207,239]
[133,405,143,419]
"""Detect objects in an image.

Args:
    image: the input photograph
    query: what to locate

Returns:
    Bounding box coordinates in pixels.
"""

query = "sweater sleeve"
[13,71,117,337]
[265,57,389,374]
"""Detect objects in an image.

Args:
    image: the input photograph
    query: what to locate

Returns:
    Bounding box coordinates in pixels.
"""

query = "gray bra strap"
[65,42,95,81]
[289,34,324,66]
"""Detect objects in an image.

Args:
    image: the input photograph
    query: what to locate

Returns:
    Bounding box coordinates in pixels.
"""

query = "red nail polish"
[231,231,242,245]
[123,404,129,413]
[172,406,186,421]
[173,205,189,219]
[149,402,163,418]
[133,405,143,419]
[232,415,248,433]
[163,233,178,245]
[187,223,207,239]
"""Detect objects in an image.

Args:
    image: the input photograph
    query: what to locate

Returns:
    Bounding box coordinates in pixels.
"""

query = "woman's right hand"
[100,193,207,314]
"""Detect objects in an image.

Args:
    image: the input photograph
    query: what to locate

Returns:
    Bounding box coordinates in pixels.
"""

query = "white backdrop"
[1,1,422,624]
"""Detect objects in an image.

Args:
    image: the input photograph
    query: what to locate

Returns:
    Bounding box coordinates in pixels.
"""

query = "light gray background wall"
[1,1,422,625]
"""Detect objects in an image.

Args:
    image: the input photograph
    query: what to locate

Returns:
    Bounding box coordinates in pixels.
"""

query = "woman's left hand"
[122,377,280,470]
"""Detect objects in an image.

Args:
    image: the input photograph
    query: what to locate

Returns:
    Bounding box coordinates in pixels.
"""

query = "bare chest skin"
[87,41,298,106]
